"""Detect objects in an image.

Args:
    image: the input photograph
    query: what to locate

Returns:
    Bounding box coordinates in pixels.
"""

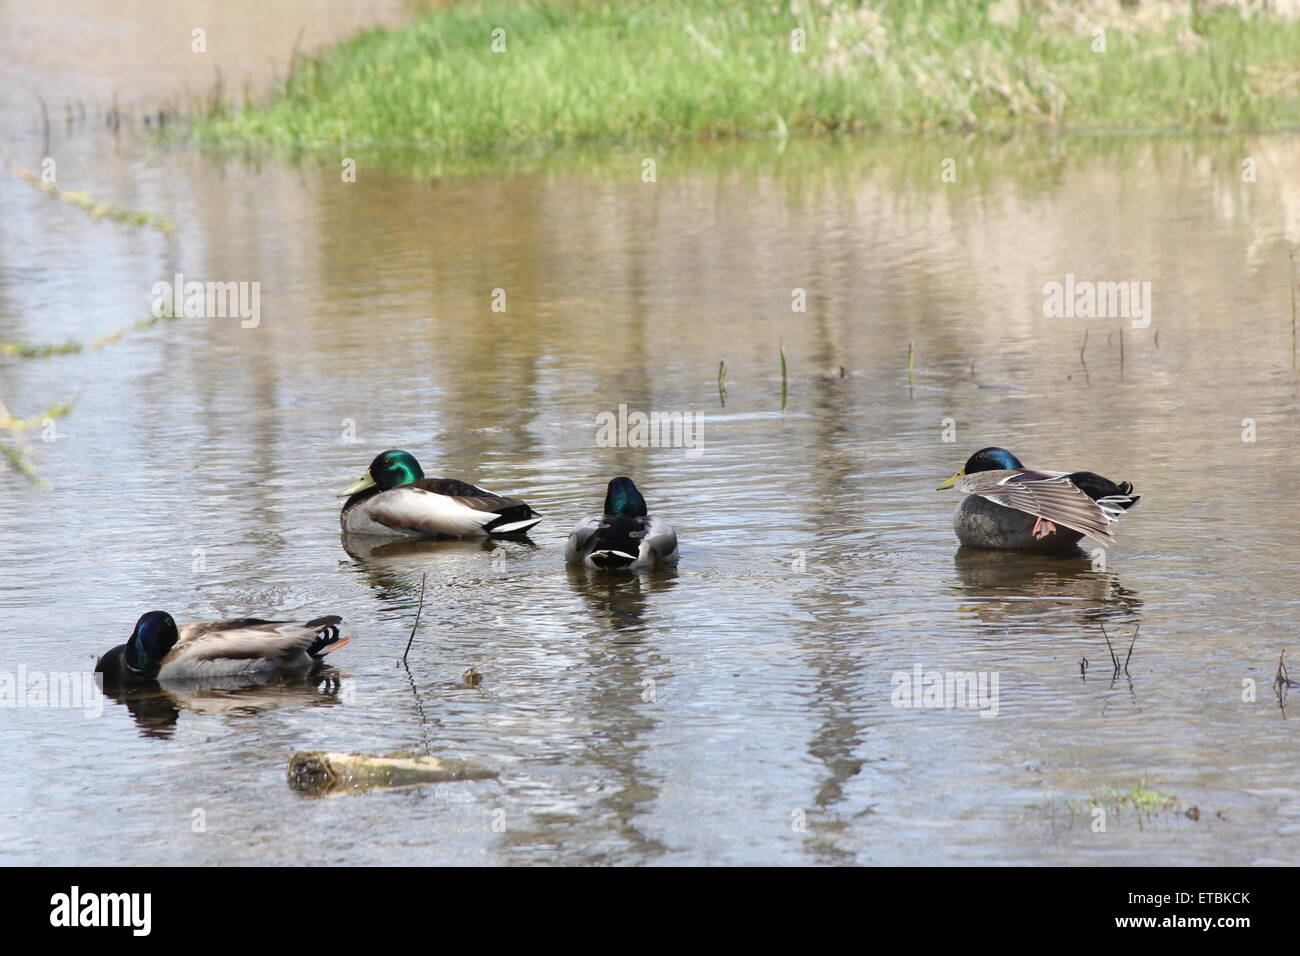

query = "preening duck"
[95,611,349,684]
[937,447,1139,551]
[338,449,542,538]
[566,477,679,569]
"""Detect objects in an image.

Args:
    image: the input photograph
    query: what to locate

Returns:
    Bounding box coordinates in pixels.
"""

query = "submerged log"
[288,751,497,795]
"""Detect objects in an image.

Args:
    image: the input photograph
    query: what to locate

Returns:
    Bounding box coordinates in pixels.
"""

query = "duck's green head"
[125,611,179,677]
[603,476,648,517]
[338,449,425,497]
[937,447,1024,490]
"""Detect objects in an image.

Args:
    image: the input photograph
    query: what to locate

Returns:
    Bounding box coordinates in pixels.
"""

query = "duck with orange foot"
[936,447,1140,553]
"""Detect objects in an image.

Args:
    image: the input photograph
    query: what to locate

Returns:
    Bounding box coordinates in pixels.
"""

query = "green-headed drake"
[95,611,349,685]
[937,447,1139,552]
[565,477,679,569]
[338,449,542,538]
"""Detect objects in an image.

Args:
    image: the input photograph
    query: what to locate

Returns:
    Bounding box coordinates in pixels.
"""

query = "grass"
[1087,779,1181,828]
[1029,777,1187,833]
[188,0,1300,161]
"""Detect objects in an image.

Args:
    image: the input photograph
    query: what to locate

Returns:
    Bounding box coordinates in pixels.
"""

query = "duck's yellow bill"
[337,473,376,498]
[936,470,964,491]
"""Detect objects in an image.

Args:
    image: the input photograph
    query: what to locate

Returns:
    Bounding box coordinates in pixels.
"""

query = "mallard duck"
[566,477,679,569]
[95,611,349,685]
[937,447,1139,551]
[338,449,542,537]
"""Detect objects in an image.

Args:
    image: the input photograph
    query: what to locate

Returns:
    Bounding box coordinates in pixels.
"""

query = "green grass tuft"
[187,0,1300,162]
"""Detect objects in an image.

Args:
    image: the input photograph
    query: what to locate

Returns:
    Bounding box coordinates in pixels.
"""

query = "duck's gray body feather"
[954,495,1086,553]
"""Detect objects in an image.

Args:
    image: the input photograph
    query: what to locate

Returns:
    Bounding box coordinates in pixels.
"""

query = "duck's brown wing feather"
[411,478,536,517]
[167,617,346,667]
[958,469,1115,543]
[179,618,276,639]
[412,477,496,499]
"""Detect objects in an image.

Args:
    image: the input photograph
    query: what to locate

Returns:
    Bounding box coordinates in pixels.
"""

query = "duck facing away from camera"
[566,477,679,569]
[95,611,349,685]
[339,449,542,538]
[937,447,1139,552]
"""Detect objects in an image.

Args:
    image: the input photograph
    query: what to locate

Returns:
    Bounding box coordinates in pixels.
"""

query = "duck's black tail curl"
[1066,472,1139,520]
[484,502,542,534]
[1110,481,1140,510]
[304,615,347,657]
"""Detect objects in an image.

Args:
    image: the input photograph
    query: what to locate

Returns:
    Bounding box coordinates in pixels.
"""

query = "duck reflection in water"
[341,533,540,604]
[567,565,679,634]
[952,546,1142,632]
[96,669,347,739]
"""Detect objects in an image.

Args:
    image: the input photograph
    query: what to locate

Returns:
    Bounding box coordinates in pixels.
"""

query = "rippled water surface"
[3,3,1300,866]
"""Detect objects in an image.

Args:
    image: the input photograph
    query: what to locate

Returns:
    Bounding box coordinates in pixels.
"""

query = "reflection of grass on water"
[4,158,174,234]
[0,308,181,358]
[190,0,1300,158]
[0,152,179,486]
[0,400,75,490]
[0,308,179,485]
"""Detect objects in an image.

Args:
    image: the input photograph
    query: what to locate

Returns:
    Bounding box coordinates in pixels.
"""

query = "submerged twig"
[779,343,787,411]
[1099,621,1118,671]
[1290,250,1297,376]
[1099,621,1139,680]
[401,572,427,664]
[36,93,50,159]
[1275,650,1295,691]
[288,27,307,83]
[401,661,433,754]
[717,360,727,407]
[1274,650,1293,716]
[1123,622,1140,672]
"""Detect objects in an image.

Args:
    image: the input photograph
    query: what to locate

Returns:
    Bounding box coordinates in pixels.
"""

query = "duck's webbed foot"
[1032,516,1057,540]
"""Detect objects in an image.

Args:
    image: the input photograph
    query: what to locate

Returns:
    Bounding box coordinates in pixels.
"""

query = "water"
[3,4,1300,866]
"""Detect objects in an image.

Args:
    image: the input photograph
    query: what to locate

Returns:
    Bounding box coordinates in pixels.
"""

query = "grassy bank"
[191,0,1300,156]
